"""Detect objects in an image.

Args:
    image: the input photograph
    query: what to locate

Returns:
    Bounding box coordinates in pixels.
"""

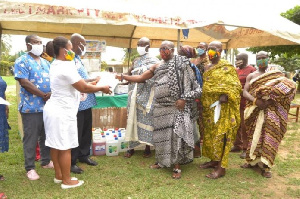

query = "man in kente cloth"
[116,41,201,179]
[241,51,296,178]
[124,37,159,158]
[199,41,242,179]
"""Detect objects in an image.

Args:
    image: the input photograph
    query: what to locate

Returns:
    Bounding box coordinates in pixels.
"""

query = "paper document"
[0,97,11,105]
[96,72,119,93]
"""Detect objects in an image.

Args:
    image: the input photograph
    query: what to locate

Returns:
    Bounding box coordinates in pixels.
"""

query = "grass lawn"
[0,76,299,198]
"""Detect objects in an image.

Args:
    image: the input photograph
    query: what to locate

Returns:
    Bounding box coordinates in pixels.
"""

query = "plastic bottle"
[118,131,129,153]
[92,134,106,156]
[106,137,119,156]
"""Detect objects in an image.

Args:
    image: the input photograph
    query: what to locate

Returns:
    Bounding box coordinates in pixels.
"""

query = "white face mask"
[79,42,86,56]
[28,43,44,56]
[137,45,148,56]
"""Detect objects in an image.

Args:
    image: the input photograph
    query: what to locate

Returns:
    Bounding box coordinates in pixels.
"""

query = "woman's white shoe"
[61,180,84,189]
[54,177,78,184]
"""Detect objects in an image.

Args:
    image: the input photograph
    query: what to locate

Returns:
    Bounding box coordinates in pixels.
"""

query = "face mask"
[235,60,243,67]
[79,42,86,56]
[256,58,268,68]
[208,49,220,60]
[64,49,75,61]
[137,45,148,56]
[28,43,44,56]
[196,48,205,56]
[159,48,172,60]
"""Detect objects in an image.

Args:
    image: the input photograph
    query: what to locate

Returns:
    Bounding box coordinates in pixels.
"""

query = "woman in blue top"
[0,75,9,183]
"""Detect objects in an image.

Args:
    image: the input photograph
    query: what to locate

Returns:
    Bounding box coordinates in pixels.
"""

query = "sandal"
[0,175,4,181]
[261,170,272,178]
[124,149,134,158]
[172,168,181,179]
[205,171,225,179]
[150,163,161,169]
[0,193,7,199]
[199,161,217,169]
[143,151,152,158]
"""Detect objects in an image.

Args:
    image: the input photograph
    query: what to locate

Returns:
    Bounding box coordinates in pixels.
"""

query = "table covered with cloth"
[92,94,128,129]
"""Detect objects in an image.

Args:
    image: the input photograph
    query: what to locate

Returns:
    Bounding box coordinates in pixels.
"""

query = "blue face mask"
[196,48,205,56]
[257,58,268,68]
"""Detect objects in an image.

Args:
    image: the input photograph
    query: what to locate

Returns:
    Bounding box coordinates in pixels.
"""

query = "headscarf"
[179,45,196,59]
[179,45,202,87]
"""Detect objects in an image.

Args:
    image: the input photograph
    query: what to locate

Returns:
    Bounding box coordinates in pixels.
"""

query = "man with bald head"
[70,33,100,174]
[124,37,159,158]
[199,41,242,179]
[241,51,296,178]
[231,53,256,159]
[116,40,201,179]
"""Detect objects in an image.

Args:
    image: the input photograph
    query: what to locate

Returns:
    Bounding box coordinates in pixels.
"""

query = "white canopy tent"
[0,0,300,50]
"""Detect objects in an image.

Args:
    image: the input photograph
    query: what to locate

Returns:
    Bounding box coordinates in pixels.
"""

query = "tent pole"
[225,43,229,60]
[177,29,180,52]
[231,49,235,65]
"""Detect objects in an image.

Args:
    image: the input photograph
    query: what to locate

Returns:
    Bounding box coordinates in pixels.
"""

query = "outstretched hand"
[101,85,112,94]
[115,74,122,81]
[95,76,101,84]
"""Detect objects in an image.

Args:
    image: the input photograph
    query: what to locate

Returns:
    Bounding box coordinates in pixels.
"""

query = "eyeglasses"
[159,47,173,52]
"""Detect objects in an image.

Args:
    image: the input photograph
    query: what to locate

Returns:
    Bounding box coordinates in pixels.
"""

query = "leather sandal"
[261,170,272,178]
[124,149,134,158]
[172,168,181,179]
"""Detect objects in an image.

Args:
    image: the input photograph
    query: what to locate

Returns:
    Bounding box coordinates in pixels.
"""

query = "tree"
[122,48,139,66]
[100,61,108,71]
[0,35,15,76]
[0,35,12,55]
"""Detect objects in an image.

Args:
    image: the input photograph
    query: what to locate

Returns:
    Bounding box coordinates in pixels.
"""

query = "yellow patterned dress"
[201,59,242,168]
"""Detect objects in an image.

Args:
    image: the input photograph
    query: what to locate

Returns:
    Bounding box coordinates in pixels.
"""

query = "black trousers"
[71,108,93,165]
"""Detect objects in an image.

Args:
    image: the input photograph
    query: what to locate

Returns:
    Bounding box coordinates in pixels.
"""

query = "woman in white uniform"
[43,36,111,189]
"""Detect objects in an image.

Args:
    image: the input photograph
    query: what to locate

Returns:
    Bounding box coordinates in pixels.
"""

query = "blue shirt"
[14,53,51,113]
[74,55,97,111]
